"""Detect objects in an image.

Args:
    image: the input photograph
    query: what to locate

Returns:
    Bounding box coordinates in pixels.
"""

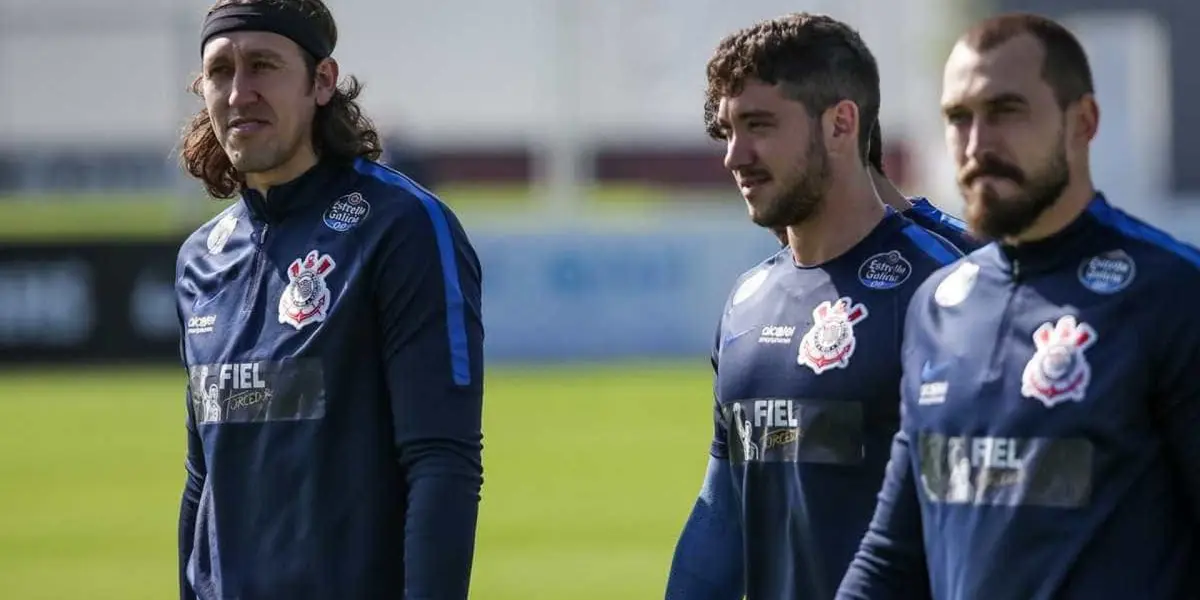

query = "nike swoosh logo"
[193,289,226,310]
[722,327,756,348]
[921,361,947,381]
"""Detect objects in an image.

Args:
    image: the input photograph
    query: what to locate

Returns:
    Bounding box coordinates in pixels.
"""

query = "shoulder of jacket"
[178,202,241,261]
[347,158,445,222]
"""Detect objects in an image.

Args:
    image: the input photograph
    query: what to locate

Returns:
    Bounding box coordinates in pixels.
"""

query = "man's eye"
[945,112,971,126]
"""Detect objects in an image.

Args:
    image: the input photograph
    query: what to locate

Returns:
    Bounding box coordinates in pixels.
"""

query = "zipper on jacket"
[986,258,1020,380]
[240,222,269,316]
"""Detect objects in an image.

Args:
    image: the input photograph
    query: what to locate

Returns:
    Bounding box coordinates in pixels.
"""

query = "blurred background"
[0,0,1194,598]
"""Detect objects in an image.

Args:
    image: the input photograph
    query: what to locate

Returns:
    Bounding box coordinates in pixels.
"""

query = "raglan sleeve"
[836,294,932,599]
[710,320,730,460]
[374,195,485,600]
[1151,270,1200,519]
[664,318,744,600]
[179,381,204,600]
[176,296,204,600]
[902,198,980,253]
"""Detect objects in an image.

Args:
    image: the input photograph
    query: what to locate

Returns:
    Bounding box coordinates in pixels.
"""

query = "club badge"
[1021,315,1098,407]
[278,250,337,330]
[798,297,869,374]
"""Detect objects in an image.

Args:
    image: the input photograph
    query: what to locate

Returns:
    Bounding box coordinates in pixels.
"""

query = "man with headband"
[174,1,484,599]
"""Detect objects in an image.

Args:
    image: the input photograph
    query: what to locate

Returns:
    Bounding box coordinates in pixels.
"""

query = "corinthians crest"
[1021,315,1098,407]
[798,297,869,374]
[279,250,337,330]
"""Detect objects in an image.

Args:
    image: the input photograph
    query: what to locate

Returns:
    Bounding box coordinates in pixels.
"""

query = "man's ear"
[314,57,339,106]
[823,99,861,159]
[1072,93,1100,144]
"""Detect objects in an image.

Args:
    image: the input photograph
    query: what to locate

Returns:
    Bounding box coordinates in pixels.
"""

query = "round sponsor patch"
[207,214,237,254]
[323,192,370,232]
[732,269,769,305]
[1077,249,1135,294]
[858,250,912,290]
[934,261,979,307]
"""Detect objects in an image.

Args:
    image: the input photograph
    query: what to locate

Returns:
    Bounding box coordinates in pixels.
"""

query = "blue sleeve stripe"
[901,224,960,265]
[911,197,969,233]
[354,159,472,386]
[1088,197,1200,269]
[938,212,969,233]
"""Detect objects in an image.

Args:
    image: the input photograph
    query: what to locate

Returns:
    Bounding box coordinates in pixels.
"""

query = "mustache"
[961,157,1024,186]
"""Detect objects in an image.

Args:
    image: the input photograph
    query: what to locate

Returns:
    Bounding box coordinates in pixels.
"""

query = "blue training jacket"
[175,157,484,600]
[666,199,977,600]
[839,193,1200,599]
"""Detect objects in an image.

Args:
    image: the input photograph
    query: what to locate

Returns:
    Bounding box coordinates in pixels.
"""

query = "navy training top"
[710,210,965,599]
[175,157,484,600]
[839,193,1200,600]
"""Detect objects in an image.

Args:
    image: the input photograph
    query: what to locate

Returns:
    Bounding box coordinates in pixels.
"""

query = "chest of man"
[907,264,1152,508]
[178,214,375,425]
[718,276,908,465]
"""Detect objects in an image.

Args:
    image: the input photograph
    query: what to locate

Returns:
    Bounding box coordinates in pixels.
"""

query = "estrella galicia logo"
[858,250,912,290]
[323,192,371,232]
[1077,249,1135,294]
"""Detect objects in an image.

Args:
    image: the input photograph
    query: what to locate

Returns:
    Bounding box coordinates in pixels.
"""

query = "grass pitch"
[0,361,714,600]
[0,184,695,242]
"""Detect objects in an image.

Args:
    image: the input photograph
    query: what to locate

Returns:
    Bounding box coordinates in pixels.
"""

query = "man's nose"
[228,71,259,108]
[963,120,999,163]
[723,135,755,172]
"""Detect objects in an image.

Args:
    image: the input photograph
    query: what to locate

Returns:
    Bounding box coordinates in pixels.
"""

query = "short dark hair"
[180,0,382,199]
[704,13,881,163]
[960,13,1094,109]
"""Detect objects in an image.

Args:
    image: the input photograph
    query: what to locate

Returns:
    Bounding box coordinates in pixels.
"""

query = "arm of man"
[665,324,744,600]
[376,197,485,600]
[666,457,744,600]
[176,313,204,600]
[836,418,931,599]
[1152,274,1200,517]
[179,390,205,600]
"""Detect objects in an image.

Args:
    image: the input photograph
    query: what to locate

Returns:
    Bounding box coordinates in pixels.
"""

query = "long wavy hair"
[178,0,383,199]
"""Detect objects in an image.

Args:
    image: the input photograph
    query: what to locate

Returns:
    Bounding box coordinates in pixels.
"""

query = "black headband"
[201,3,333,60]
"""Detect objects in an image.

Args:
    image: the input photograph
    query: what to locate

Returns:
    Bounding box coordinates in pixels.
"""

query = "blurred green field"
[0,361,713,600]
[0,184,696,241]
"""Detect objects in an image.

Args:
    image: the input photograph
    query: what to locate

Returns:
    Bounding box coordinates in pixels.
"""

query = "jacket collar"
[240,158,348,223]
[991,193,1109,278]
